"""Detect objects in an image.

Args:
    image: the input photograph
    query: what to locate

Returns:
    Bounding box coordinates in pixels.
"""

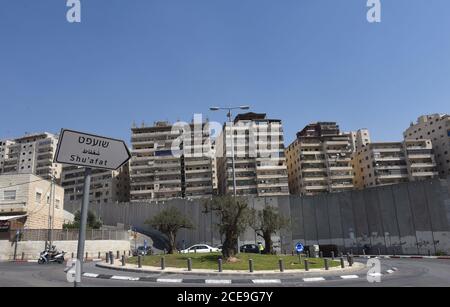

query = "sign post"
[295,242,304,264]
[54,129,131,287]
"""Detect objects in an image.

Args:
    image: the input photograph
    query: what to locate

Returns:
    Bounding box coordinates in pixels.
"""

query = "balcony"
[411,171,439,177]
[0,202,27,214]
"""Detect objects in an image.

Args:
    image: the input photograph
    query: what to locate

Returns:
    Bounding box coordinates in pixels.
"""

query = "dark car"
[133,245,152,256]
[240,244,260,254]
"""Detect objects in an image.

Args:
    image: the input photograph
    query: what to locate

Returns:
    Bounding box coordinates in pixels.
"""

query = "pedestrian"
[258,242,264,254]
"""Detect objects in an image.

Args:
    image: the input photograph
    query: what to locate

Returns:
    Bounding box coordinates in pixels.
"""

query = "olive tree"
[146,206,193,254]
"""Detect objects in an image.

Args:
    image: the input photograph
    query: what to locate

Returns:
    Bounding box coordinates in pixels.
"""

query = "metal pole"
[51,175,55,248]
[74,167,92,287]
[228,110,240,254]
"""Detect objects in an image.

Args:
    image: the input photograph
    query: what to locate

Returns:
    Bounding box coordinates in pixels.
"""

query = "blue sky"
[0,0,449,145]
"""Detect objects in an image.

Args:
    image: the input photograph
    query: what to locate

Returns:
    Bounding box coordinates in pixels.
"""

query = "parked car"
[180,244,220,254]
[240,244,260,254]
[133,245,152,256]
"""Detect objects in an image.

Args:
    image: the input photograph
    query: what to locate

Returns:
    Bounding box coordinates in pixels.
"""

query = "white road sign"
[54,129,131,170]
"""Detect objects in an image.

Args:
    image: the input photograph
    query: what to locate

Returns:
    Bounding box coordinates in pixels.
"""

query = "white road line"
[252,279,281,284]
[205,280,232,284]
[111,276,140,281]
[340,275,359,279]
[303,277,326,282]
[83,273,99,278]
[156,278,183,283]
[368,273,383,277]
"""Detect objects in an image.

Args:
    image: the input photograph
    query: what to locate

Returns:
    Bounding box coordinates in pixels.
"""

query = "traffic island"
[95,253,366,276]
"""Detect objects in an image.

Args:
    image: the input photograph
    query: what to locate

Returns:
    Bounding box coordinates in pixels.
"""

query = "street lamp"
[209,106,250,197]
[210,105,251,252]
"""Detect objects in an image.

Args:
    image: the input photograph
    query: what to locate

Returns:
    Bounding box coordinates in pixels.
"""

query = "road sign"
[54,129,131,171]
[295,242,304,253]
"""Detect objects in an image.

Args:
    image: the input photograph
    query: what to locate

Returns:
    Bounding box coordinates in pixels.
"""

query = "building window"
[35,192,42,203]
[4,190,16,201]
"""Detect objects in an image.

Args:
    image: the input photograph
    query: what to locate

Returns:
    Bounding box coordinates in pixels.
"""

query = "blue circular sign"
[295,243,304,253]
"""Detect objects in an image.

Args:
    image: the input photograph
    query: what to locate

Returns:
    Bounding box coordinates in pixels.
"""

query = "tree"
[204,196,251,260]
[146,207,193,254]
[250,205,290,254]
[63,210,102,230]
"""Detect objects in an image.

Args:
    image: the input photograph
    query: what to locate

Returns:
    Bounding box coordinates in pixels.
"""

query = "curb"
[353,255,450,260]
[81,267,398,285]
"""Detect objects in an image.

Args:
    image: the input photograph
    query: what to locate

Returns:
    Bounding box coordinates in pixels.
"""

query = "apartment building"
[130,121,214,201]
[0,174,64,230]
[352,132,438,189]
[0,133,61,181]
[60,164,130,206]
[216,113,289,197]
[404,114,450,178]
[286,122,354,196]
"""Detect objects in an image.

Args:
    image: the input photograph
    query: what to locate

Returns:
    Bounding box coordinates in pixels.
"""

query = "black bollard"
[98,252,101,259]
[187,258,192,271]
[109,252,114,265]
[349,256,353,267]
[340,257,345,269]
[279,259,284,272]
[138,255,142,268]
[21,252,25,261]
[72,252,74,259]
[116,251,120,259]
[105,252,109,263]
[161,257,165,270]
[324,258,329,271]
[249,259,254,273]
[218,258,223,272]
[304,259,309,271]
[121,255,126,266]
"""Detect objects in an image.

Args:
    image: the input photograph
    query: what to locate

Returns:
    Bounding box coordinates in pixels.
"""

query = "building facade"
[130,121,214,201]
[404,114,450,178]
[286,122,354,196]
[351,133,438,189]
[0,133,61,182]
[216,113,289,197]
[60,164,130,206]
[0,174,64,230]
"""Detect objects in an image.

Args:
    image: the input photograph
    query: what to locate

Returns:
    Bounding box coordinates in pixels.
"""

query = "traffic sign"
[295,242,304,253]
[54,129,131,170]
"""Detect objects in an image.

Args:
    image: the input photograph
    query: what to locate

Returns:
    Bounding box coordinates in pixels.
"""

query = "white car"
[180,244,220,254]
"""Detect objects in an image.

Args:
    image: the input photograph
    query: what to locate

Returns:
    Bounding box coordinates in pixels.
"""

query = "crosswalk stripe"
[205,280,232,284]
[303,277,326,282]
[340,275,359,279]
[252,279,281,284]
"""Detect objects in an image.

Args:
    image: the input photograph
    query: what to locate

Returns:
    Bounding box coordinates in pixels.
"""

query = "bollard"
[161,257,165,270]
[340,257,345,269]
[98,252,101,259]
[187,258,192,271]
[291,250,294,256]
[324,258,329,271]
[21,252,25,261]
[218,258,223,272]
[109,252,114,265]
[86,252,88,260]
[304,259,309,271]
[279,259,284,272]
[428,249,431,257]
[331,251,335,260]
[105,252,109,263]
[121,255,126,266]
[116,251,120,259]
[319,251,323,258]
[72,252,74,259]
[138,255,142,268]
[349,256,353,267]
[249,259,254,273]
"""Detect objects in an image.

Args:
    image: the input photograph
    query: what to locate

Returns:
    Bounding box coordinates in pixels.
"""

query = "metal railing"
[11,229,129,242]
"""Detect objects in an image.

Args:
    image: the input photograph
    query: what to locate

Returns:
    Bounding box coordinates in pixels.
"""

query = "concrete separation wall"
[64,177,450,256]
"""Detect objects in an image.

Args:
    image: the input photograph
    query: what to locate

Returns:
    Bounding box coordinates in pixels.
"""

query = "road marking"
[368,273,383,277]
[252,279,281,284]
[27,260,38,263]
[205,280,232,284]
[111,276,140,281]
[340,275,359,279]
[156,278,183,283]
[83,273,99,278]
[386,270,394,274]
[303,277,325,282]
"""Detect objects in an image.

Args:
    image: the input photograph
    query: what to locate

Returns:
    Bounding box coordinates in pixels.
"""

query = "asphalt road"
[0,258,449,287]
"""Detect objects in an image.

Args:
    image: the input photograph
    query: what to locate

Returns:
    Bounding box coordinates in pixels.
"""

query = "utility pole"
[210,105,250,254]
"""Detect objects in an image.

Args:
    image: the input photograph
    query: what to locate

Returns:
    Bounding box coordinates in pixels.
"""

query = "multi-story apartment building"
[60,164,130,206]
[130,121,214,201]
[404,114,450,178]
[0,133,61,181]
[216,112,289,197]
[286,122,354,196]
[0,174,64,230]
[352,131,438,189]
